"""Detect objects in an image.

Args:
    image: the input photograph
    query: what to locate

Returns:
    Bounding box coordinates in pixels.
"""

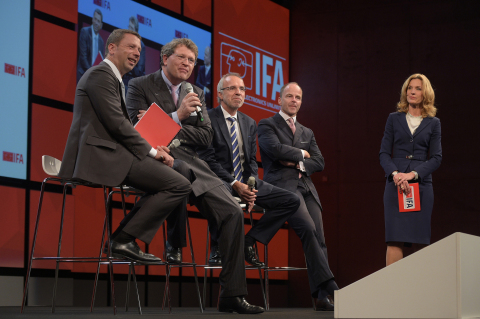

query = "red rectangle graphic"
[4,63,15,75]
[3,151,14,162]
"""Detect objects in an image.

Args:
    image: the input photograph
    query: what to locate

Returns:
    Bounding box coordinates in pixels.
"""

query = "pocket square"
[300,141,309,143]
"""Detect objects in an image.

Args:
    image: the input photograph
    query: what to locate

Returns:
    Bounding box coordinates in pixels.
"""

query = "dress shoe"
[244,245,265,267]
[208,245,222,266]
[315,295,334,311]
[165,241,182,264]
[104,241,156,258]
[218,296,264,314]
[110,240,162,264]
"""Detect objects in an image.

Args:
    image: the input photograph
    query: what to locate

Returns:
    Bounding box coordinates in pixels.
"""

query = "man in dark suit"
[77,9,105,82]
[257,82,338,311]
[59,29,191,264]
[197,72,299,267]
[126,38,263,314]
[195,46,212,108]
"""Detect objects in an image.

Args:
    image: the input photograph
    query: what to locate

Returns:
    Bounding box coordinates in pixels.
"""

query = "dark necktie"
[227,117,243,183]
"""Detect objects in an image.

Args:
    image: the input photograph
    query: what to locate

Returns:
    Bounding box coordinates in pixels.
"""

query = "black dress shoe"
[208,245,222,266]
[218,296,264,314]
[244,245,265,267]
[165,241,182,264]
[105,241,156,258]
[315,295,334,311]
[111,240,162,264]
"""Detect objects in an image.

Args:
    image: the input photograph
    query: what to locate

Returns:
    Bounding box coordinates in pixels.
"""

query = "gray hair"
[217,72,242,104]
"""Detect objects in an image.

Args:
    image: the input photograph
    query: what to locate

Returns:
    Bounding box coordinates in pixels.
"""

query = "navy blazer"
[379,112,442,183]
[77,26,104,82]
[258,113,324,209]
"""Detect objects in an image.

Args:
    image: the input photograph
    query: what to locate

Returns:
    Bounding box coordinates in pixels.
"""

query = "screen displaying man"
[195,45,212,108]
[76,8,104,82]
[60,29,191,264]
[126,38,264,314]
[123,15,146,93]
[258,82,339,311]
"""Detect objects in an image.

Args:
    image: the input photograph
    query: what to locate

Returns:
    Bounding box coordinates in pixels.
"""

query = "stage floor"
[1,307,334,319]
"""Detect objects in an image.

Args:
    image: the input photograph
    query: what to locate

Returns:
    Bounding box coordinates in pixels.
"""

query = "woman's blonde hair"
[397,74,437,117]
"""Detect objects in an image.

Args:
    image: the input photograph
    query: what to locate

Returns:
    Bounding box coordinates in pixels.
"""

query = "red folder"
[134,102,181,148]
[398,183,421,212]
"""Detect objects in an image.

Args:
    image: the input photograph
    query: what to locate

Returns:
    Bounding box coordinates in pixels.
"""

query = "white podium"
[335,232,480,319]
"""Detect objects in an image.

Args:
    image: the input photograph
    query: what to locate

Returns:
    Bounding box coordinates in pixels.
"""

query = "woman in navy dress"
[379,74,442,266]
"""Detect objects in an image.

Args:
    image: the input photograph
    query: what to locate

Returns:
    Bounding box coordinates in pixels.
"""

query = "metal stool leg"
[203,225,210,308]
[186,216,203,312]
[103,187,117,314]
[90,203,109,312]
[52,183,70,313]
[21,178,51,313]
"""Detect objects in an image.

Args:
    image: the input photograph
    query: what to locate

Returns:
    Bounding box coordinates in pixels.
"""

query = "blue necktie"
[227,117,243,183]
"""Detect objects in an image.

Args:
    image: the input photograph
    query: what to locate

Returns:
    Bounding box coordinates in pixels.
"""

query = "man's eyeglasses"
[173,54,196,66]
[220,86,246,92]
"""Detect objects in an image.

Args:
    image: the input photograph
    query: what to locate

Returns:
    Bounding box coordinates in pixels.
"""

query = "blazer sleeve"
[257,119,304,163]
[379,113,399,177]
[412,118,442,180]
[125,76,148,125]
[175,87,214,148]
[303,130,325,176]
[198,142,235,184]
[248,123,259,178]
[86,67,151,159]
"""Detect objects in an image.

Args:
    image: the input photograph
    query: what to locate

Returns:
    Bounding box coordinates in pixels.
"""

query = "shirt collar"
[103,58,123,83]
[161,70,181,93]
[279,110,296,123]
[220,105,237,121]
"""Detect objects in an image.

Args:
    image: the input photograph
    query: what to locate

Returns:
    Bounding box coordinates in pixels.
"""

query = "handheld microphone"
[184,82,204,122]
[168,139,181,150]
[247,176,256,191]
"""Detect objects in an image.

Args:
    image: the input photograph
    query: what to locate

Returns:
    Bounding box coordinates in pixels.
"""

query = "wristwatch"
[412,170,418,180]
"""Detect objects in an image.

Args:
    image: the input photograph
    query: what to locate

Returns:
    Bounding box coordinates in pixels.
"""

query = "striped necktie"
[227,117,243,183]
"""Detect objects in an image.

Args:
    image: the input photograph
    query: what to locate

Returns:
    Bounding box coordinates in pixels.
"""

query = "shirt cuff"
[301,150,305,159]
[148,147,157,158]
[230,179,238,186]
[171,111,182,127]
[298,161,306,172]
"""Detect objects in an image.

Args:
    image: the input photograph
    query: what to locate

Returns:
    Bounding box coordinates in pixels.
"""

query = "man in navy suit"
[77,9,104,82]
[198,73,300,267]
[195,46,212,108]
[258,82,338,311]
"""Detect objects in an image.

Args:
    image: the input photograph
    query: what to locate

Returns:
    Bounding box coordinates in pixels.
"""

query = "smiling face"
[218,75,245,114]
[92,12,102,35]
[162,45,195,85]
[107,33,141,77]
[406,78,424,106]
[278,83,303,117]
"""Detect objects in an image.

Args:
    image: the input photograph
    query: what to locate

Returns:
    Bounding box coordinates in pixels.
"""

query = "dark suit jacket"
[198,106,273,196]
[258,113,324,209]
[77,26,104,82]
[195,65,212,107]
[126,70,222,196]
[59,61,151,186]
[379,112,442,182]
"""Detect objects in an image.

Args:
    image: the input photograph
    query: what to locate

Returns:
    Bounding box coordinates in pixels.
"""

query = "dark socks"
[244,234,255,247]
[112,230,135,244]
[317,279,339,299]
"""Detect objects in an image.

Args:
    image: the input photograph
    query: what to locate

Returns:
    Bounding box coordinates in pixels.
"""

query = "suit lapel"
[293,121,303,146]
[153,71,176,113]
[213,107,233,155]
[395,112,413,137]
[274,113,294,142]
[237,112,249,160]
[413,116,433,136]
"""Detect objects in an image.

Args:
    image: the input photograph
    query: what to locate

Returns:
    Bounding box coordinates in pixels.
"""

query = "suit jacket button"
[410,139,413,142]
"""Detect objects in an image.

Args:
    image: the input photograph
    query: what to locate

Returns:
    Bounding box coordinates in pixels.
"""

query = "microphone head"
[247,176,255,188]
[170,139,181,149]
[184,82,194,94]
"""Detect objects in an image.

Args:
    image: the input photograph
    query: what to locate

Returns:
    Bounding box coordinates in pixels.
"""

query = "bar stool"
[21,155,138,314]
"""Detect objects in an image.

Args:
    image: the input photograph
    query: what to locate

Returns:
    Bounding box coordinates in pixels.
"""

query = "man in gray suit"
[258,82,338,311]
[60,29,191,264]
[77,9,105,82]
[126,38,263,314]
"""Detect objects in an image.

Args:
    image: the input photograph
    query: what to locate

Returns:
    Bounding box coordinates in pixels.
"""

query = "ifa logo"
[219,33,285,113]
[4,63,25,78]
[3,151,24,164]
[93,0,110,10]
[137,14,152,27]
[175,30,188,39]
